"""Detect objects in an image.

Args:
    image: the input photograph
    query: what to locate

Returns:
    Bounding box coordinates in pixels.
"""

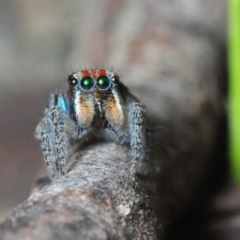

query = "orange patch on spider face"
[104,95,123,126]
[91,69,97,79]
[98,69,106,76]
[78,97,95,128]
[81,70,90,77]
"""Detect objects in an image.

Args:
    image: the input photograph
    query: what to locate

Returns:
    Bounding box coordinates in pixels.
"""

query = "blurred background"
[0,0,226,224]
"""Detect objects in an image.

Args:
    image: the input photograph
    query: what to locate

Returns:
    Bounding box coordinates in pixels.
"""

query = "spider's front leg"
[35,92,75,180]
[127,99,149,174]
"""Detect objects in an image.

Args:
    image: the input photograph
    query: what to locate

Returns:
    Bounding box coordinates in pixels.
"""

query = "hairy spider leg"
[100,87,130,144]
[36,92,74,179]
[38,119,56,179]
[57,92,69,113]
[69,86,94,141]
[127,99,148,174]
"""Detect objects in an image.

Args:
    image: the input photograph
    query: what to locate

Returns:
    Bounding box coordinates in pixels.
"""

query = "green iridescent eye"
[96,76,111,90]
[111,75,120,84]
[80,77,95,90]
[68,75,79,87]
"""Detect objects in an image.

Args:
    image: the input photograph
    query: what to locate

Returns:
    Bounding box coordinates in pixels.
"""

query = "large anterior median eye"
[96,76,111,90]
[80,77,95,90]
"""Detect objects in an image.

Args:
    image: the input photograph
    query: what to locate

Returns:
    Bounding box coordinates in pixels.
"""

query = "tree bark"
[0,143,161,240]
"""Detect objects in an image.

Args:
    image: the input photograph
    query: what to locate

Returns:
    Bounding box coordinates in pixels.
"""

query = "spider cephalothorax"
[36,69,149,180]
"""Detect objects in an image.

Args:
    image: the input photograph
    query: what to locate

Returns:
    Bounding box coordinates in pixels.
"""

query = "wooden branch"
[0,143,161,239]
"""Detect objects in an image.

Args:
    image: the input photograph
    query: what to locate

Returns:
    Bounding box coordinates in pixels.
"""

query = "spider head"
[67,69,123,128]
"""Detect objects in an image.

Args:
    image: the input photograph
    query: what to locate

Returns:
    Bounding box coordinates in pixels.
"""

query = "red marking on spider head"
[91,69,98,79]
[98,69,106,76]
[81,70,90,77]
[81,69,107,78]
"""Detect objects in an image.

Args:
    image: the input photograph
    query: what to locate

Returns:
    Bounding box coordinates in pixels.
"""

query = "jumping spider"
[36,69,149,180]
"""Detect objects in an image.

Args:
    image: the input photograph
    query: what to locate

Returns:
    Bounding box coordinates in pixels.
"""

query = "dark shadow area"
[167,46,234,240]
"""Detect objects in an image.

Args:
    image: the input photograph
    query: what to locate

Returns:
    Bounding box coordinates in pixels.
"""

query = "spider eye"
[96,76,111,90]
[111,75,120,84]
[80,77,95,90]
[68,76,79,87]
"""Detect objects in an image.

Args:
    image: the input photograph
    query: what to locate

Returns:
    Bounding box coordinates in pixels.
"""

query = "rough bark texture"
[0,143,160,240]
[0,0,227,239]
